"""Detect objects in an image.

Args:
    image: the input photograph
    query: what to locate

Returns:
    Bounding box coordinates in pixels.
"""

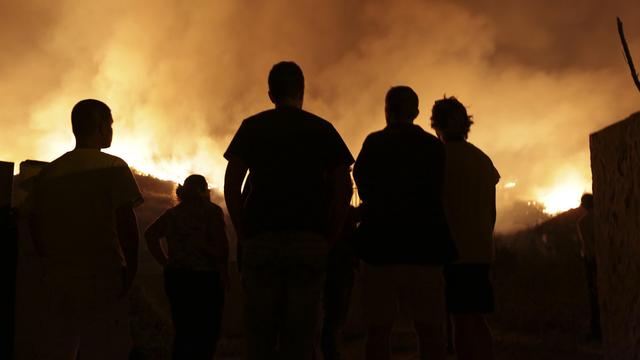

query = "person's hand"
[120,266,137,299]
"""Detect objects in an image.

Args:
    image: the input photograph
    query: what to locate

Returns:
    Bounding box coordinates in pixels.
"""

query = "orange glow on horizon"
[533,170,590,215]
[34,99,590,212]
[107,137,227,188]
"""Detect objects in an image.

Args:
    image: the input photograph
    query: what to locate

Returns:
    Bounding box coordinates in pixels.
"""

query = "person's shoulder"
[368,127,388,139]
[241,108,315,130]
[206,200,224,211]
[411,125,444,149]
[362,128,387,145]
[465,142,494,163]
[466,141,500,180]
[247,108,333,128]
[46,151,80,168]
[42,152,70,173]
[415,126,441,143]
[298,109,336,129]
[205,201,225,217]
[240,110,273,127]
[159,205,176,219]
[299,111,350,144]
[41,150,131,178]
[299,109,326,122]
[247,108,277,121]
[96,151,130,168]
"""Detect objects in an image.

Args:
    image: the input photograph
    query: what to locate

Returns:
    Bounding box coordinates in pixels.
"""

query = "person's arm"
[327,165,353,245]
[353,136,374,202]
[323,124,356,244]
[489,185,497,233]
[144,213,170,267]
[224,157,249,244]
[108,161,144,298]
[116,204,139,297]
[490,164,500,233]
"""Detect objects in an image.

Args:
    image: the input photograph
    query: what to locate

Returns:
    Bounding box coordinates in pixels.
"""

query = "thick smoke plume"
[1,0,639,231]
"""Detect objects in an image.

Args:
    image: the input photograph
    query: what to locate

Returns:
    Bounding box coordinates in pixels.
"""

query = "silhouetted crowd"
[25,61,501,360]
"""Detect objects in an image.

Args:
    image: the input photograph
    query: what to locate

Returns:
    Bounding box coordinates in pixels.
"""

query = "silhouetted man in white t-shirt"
[28,99,143,360]
[431,96,499,360]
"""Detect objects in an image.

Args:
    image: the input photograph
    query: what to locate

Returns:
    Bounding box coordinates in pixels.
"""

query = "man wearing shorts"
[431,96,499,360]
[28,99,143,360]
[353,86,456,360]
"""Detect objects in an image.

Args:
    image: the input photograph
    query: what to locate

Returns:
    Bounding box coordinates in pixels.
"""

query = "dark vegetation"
[491,208,601,359]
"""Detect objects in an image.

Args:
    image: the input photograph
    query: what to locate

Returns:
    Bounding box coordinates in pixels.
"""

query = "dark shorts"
[444,263,495,314]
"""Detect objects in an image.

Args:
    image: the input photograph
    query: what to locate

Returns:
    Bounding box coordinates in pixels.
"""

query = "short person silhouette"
[145,174,229,359]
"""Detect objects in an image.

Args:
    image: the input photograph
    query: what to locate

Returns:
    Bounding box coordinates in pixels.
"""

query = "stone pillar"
[590,112,640,359]
[12,160,48,359]
[0,161,15,360]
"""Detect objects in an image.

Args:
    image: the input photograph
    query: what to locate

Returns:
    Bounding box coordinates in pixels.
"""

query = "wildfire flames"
[1,0,639,229]
[533,169,591,214]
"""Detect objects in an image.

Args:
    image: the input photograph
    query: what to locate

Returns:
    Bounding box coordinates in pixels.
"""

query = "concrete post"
[0,161,15,360]
[590,112,640,359]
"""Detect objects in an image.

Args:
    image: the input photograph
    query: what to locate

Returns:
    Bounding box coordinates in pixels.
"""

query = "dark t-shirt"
[353,123,456,265]
[224,107,354,237]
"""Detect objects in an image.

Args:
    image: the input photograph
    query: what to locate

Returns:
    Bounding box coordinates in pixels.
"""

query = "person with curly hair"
[431,96,500,360]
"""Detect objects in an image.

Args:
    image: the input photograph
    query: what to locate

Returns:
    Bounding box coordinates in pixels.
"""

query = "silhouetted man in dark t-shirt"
[224,61,354,360]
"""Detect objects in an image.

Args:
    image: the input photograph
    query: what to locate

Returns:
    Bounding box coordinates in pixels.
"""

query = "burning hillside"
[2,0,639,228]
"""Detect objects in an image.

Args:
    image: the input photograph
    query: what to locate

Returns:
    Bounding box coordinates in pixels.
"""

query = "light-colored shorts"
[362,264,445,327]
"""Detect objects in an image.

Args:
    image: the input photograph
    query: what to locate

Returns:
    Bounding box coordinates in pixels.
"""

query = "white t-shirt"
[29,149,143,272]
[442,141,500,263]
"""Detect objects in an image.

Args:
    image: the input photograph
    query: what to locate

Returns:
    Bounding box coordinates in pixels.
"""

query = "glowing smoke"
[1,0,639,230]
